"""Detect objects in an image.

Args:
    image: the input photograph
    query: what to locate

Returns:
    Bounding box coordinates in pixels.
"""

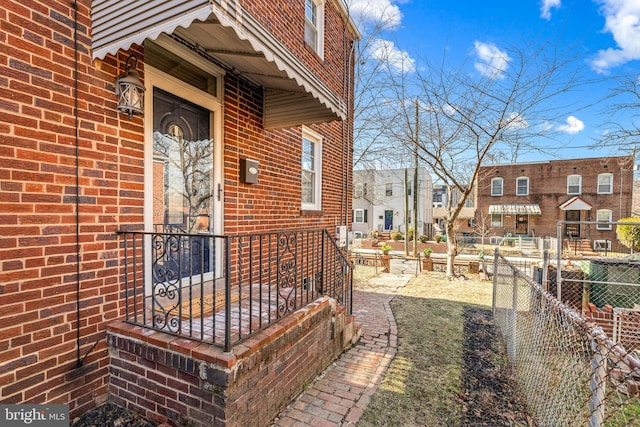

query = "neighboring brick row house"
[476,155,635,245]
[0,1,359,425]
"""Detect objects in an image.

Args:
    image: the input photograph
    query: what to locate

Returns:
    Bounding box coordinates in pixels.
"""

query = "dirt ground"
[461,307,535,426]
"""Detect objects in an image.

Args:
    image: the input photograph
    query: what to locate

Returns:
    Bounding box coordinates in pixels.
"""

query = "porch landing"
[107,295,360,426]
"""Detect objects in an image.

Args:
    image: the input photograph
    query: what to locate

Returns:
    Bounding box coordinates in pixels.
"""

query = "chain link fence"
[493,249,640,426]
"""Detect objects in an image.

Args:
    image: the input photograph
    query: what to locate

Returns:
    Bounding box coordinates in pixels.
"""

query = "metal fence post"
[589,328,607,427]
[542,249,549,292]
[509,266,518,363]
[492,247,499,317]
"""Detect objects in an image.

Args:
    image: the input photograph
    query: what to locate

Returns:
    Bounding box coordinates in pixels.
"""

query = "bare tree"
[598,73,640,154]
[370,43,583,277]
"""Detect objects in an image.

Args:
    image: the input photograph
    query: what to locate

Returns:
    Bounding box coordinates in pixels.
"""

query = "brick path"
[271,270,413,427]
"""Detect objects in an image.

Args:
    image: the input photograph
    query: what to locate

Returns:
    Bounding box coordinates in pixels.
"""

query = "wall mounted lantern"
[115,55,145,119]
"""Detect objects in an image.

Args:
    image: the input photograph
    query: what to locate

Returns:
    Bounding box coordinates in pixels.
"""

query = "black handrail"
[117,228,352,351]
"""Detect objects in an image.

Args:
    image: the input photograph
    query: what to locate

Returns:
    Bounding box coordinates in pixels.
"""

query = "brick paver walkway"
[271,269,413,427]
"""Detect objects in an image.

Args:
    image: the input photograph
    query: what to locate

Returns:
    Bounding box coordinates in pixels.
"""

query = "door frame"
[144,66,223,236]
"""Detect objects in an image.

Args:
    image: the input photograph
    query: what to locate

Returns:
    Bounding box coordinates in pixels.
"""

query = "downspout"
[73,0,82,368]
[73,0,98,368]
[342,3,356,239]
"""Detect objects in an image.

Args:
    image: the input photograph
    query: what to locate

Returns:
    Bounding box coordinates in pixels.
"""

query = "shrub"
[390,231,403,241]
[434,234,443,243]
[616,217,640,252]
[419,234,429,243]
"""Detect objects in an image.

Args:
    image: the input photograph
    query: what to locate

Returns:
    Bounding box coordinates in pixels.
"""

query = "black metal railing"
[118,228,352,351]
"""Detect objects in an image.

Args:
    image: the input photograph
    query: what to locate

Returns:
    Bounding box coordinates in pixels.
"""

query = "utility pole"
[413,99,419,256]
[404,167,409,256]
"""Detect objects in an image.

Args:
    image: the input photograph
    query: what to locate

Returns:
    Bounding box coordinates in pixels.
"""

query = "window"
[598,173,613,194]
[407,181,412,196]
[491,213,503,227]
[593,240,612,251]
[567,175,582,195]
[385,183,393,196]
[353,209,367,223]
[596,209,612,230]
[491,178,503,196]
[516,177,529,196]
[301,127,322,210]
[354,183,366,198]
[304,0,324,57]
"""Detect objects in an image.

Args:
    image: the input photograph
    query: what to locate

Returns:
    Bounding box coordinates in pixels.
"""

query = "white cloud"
[370,39,416,73]
[504,112,529,130]
[557,116,585,134]
[473,41,511,79]
[347,0,403,30]
[540,0,561,20]
[591,0,640,73]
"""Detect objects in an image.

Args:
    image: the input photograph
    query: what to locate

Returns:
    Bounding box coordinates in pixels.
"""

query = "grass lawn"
[356,269,532,426]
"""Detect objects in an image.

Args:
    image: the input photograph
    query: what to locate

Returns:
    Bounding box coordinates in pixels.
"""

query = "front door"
[143,59,223,293]
[384,210,394,231]
[515,215,528,235]
[565,210,580,238]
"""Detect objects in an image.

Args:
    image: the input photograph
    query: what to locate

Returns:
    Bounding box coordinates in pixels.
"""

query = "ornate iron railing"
[118,228,352,351]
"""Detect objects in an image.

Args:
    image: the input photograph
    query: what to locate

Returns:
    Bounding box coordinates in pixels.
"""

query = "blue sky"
[347,0,640,161]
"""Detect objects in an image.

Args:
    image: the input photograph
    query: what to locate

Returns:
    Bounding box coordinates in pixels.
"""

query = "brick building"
[0,1,359,425]
[476,155,635,244]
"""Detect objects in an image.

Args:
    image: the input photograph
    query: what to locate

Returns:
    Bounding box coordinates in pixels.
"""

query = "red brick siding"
[1,0,355,419]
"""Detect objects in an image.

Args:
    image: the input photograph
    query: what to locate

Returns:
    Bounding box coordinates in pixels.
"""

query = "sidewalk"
[271,267,413,427]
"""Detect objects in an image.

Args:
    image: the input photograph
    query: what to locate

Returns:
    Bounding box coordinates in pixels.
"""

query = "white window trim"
[304,0,325,59]
[567,174,582,195]
[491,177,503,196]
[593,240,612,251]
[301,126,322,211]
[385,182,393,197]
[597,173,613,194]
[516,176,529,196]
[354,209,365,223]
[596,209,612,230]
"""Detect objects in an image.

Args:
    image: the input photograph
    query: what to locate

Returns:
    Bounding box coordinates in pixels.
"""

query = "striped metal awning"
[91,0,358,128]
[488,204,542,215]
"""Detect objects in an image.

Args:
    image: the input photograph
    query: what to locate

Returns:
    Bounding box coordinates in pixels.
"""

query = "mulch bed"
[461,307,536,426]
[71,403,158,427]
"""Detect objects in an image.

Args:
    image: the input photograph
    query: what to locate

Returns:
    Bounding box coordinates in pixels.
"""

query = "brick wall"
[477,156,634,239]
[0,0,355,420]
[0,0,131,415]
[107,297,357,427]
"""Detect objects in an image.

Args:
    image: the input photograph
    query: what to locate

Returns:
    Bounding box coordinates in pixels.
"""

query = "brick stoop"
[106,297,358,427]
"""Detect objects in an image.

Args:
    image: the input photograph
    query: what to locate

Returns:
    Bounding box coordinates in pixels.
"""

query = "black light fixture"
[115,55,145,119]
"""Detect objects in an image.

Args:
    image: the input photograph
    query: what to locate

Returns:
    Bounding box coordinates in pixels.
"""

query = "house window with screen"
[491,177,503,196]
[301,127,322,210]
[597,173,613,194]
[516,177,529,196]
[567,175,582,194]
[304,0,324,58]
[596,209,612,230]
[385,183,393,196]
[353,209,367,223]
[491,213,503,227]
